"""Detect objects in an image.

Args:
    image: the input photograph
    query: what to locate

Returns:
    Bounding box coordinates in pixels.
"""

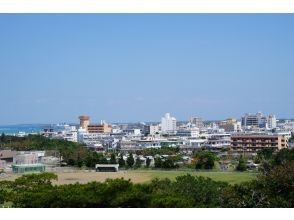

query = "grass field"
[134,170,257,185]
[1,170,257,185]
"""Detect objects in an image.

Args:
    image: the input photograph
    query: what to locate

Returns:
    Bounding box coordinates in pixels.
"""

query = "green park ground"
[1,169,257,185]
[136,170,257,185]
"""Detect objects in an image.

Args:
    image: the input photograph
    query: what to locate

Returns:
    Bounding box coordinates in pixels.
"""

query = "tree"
[273,148,294,166]
[173,174,228,207]
[257,148,274,161]
[0,133,6,143]
[126,153,135,168]
[194,150,217,170]
[154,157,162,168]
[162,157,176,169]
[99,156,109,164]
[110,153,117,164]
[134,157,142,169]
[236,156,247,171]
[223,161,294,208]
[77,160,85,168]
[118,154,126,168]
[84,152,103,168]
[146,157,151,168]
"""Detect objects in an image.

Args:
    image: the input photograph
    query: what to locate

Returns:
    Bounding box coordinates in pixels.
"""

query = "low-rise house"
[0,150,17,163]
[12,152,45,173]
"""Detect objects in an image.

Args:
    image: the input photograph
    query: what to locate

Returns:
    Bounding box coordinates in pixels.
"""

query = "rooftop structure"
[79,115,90,131]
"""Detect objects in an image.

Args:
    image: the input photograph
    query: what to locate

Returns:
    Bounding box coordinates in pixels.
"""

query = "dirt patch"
[53,171,151,185]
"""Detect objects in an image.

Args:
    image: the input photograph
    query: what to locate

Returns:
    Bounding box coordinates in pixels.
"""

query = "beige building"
[219,118,242,132]
[88,123,112,133]
[231,134,288,153]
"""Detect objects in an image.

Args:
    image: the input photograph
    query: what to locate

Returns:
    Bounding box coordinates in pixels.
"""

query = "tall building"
[241,112,267,128]
[268,115,277,129]
[241,112,277,129]
[190,117,204,128]
[161,113,177,134]
[79,115,90,131]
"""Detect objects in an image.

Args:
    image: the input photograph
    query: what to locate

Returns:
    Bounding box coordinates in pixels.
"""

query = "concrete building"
[120,139,161,150]
[180,139,206,153]
[161,113,177,134]
[0,150,17,163]
[241,112,267,128]
[77,130,113,149]
[190,117,204,128]
[88,123,112,134]
[177,127,200,138]
[219,118,242,132]
[268,115,277,129]
[46,124,78,142]
[231,134,288,153]
[241,112,277,129]
[122,129,141,136]
[143,125,160,135]
[12,152,45,174]
[205,133,231,151]
[14,152,40,165]
[79,115,90,131]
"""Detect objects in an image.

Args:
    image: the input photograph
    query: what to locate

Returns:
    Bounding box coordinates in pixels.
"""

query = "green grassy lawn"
[129,170,257,185]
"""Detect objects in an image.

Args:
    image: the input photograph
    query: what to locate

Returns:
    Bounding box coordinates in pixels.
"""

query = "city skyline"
[0,14,294,124]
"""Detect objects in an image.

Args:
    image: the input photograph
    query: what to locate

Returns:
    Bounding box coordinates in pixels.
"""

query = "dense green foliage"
[134,157,142,169]
[154,157,178,169]
[0,149,293,208]
[1,160,293,208]
[0,134,81,151]
[126,153,135,168]
[236,156,247,171]
[146,157,151,168]
[135,146,180,156]
[118,154,126,167]
[109,153,117,164]
[194,150,217,170]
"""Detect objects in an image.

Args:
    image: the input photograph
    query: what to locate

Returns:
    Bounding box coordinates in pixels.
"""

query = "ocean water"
[0,124,48,135]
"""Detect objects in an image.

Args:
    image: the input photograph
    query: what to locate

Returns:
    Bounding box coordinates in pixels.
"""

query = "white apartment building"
[161,113,177,134]
[149,125,160,135]
[267,115,277,129]
[177,127,200,138]
[205,133,231,151]
[42,124,78,142]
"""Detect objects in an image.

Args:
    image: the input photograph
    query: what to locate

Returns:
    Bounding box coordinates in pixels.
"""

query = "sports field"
[1,170,257,185]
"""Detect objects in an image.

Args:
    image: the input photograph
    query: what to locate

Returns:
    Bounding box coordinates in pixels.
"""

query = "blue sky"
[0,14,293,124]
